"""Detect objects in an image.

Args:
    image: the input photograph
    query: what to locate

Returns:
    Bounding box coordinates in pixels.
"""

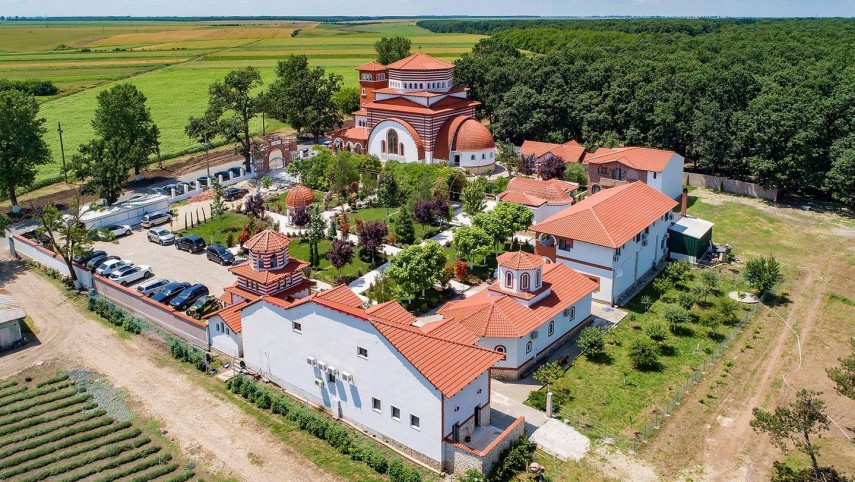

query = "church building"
[332,53,497,174]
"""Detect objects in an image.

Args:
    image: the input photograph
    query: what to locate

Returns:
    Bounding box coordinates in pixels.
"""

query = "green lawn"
[178,211,247,246]
[287,237,384,284]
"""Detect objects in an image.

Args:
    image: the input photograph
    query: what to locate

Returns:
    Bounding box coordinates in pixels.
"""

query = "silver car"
[147,228,175,245]
[136,278,174,296]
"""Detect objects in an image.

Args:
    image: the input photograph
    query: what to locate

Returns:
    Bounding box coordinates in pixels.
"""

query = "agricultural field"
[0,20,484,188]
[0,368,196,482]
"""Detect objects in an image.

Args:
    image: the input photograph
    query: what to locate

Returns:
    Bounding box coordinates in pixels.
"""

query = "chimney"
[680,188,688,217]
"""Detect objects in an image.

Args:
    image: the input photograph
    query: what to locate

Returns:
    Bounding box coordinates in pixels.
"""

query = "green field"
[0,20,484,187]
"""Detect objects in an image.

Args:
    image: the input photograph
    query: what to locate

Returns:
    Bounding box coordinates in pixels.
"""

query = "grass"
[178,211,248,246]
[1,20,483,189]
[288,237,382,284]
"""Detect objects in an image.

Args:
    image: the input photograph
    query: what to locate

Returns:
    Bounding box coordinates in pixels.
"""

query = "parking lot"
[92,227,238,297]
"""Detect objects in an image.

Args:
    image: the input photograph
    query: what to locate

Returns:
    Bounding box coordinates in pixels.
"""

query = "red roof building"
[496,178,578,224]
[520,139,587,164]
[583,146,685,200]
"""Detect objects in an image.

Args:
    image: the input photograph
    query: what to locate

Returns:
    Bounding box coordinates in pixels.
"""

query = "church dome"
[243,230,292,255]
[451,119,496,152]
[285,185,315,208]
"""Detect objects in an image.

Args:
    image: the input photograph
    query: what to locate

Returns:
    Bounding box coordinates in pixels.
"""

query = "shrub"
[0,416,113,459]
[0,411,107,450]
[0,394,92,428]
[661,304,692,333]
[629,339,660,370]
[0,382,72,409]
[744,255,783,295]
[0,387,79,417]
[489,436,536,482]
[677,291,697,310]
[168,338,208,372]
[13,435,149,481]
[36,373,70,388]
[164,470,196,482]
[577,326,606,358]
[645,322,669,342]
[0,404,102,438]
[0,421,133,470]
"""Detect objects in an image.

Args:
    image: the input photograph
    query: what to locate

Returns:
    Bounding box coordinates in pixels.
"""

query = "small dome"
[285,185,315,208]
[244,230,291,254]
[496,251,543,270]
[452,119,496,152]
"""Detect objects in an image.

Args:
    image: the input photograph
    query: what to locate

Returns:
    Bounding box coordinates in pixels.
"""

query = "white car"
[110,265,153,286]
[136,278,173,296]
[96,259,133,276]
[92,224,132,240]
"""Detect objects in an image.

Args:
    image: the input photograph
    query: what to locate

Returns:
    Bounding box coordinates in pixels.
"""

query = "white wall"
[208,315,242,358]
[611,216,670,301]
[241,301,445,462]
[367,120,421,163]
[555,241,614,302]
[442,372,489,436]
[647,154,684,200]
[532,203,572,225]
[451,149,495,169]
[478,336,519,370]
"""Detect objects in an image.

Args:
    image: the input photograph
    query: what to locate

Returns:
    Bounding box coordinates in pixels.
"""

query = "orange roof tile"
[386,52,454,71]
[497,178,576,207]
[352,108,368,116]
[584,146,677,173]
[520,140,586,163]
[224,282,260,302]
[285,185,316,208]
[496,251,544,270]
[420,318,480,345]
[243,230,291,254]
[495,191,546,207]
[228,258,310,284]
[364,96,479,116]
[534,182,678,248]
[357,61,387,72]
[434,116,468,161]
[365,301,416,325]
[314,284,364,308]
[340,126,369,141]
[438,263,597,338]
[451,118,495,152]
[206,300,249,333]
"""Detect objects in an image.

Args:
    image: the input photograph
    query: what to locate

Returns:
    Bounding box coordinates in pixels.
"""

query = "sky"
[1,0,853,18]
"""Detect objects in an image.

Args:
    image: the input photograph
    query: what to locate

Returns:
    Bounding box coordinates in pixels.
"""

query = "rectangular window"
[327,372,336,384]
[357,347,368,358]
[653,172,658,179]
[598,166,607,175]
[410,415,420,430]
[372,398,381,413]
[391,406,401,421]
[292,321,302,333]
[615,247,621,256]
[558,239,567,250]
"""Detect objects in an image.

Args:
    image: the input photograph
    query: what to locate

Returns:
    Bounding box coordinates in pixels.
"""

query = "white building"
[496,178,578,225]
[435,251,597,378]
[0,293,25,350]
[584,147,685,200]
[533,182,678,305]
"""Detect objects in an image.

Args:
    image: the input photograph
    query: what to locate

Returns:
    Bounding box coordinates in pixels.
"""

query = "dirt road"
[0,258,340,482]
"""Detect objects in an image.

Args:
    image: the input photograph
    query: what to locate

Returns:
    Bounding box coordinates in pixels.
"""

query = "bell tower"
[357,62,388,106]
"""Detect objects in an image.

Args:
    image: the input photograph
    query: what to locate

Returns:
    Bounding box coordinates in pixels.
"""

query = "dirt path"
[0,260,341,482]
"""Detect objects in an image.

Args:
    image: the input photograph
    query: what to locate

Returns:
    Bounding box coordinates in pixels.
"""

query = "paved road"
[0,257,340,482]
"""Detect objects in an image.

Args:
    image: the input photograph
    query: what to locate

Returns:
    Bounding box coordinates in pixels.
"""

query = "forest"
[418,19,855,205]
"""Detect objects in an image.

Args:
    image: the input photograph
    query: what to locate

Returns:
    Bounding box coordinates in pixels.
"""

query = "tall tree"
[461,178,487,216]
[386,241,447,301]
[413,198,435,232]
[452,226,492,265]
[744,256,783,296]
[827,339,855,400]
[394,207,416,245]
[374,37,412,65]
[186,67,263,171]
[539,155,566,181]
[326,238,354,281]
[824,142,855,206]
[306,205,326,267]
[92,83,160,178]
[495,141,519,176]
[35,190,93,284]
[0,90,51,213]
[333,86,361,115]
[378,172,402,208]
[72,137,129,205]
[267,55,343,143]
[473,202,534,253]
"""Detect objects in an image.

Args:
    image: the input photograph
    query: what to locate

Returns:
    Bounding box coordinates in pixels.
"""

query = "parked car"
[90,224,132,240]
[223,187,249,201]
[197,176,210,189]
[110,265,152,286]
[150,281,191,304]
[175,234,206,253]
[213,170,230,181]
[227,167,243,178]
[186,295,223,319]
[136,278,173,296]
[140,211,171,228]
[169,284,209,311]
[176,182,192,193]
[88,255,119,272]
[205,244,235,265]
[96,259,133,276]
[73,249,106,264]
[147,228,175,245]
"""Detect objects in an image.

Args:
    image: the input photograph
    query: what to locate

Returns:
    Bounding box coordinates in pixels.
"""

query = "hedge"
[0,381,17,390]
[17,437,151,482]
[55,445,162,482]
[36,373,70,388]
[124,462,179,482]
[0,421,132,470]
[0,411,107,449]
[488,436,536,482]
[0,404,101,438]
[0,387,81,417]
[164,469,196,482]
[0,394,93,427]
[92,451,172,482]
[226,375,423,482]
[168,338,207,372]
[0,385,28,400]
[0,416,113,459]
[0,382,73,409]
[87,296,145,335]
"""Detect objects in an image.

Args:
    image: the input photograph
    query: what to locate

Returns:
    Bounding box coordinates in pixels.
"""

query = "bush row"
[0,385,28,400]
[36,373,70,388]
[125,462,180,482]
[0,382,72,409]
[164,469,196,482]
[1,427,143,479]
[0,395,93,428]
[18,437,150,482]
[93,450,171,482]
[87,297,145,335]
[0,79,58,96]
[168,338,208,372]
[0,386,80,417]
[226,375,423,482]
[0,410,107,449]
[0,421,132,470]
[0,415,113,459]
[57,445,162,482]
[0,381,17,390]
[0,403,101,438]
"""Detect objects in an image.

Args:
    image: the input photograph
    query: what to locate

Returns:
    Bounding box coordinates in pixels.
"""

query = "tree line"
[422,19,855,205]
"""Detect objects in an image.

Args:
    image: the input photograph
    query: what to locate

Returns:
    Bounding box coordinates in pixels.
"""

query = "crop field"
[0,20,484,188]
[0,370,194,482]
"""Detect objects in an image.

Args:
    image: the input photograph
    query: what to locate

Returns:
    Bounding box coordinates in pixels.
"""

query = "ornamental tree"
[291,205,310,227]
[452,226,492,266]
[378,172,402,208]
[326,238,354,280]
[243,192,266,218]
[629,338,659,370]
[0,90,51,213]
[386,241,448,301]
[432,195,452,227]
[413,198,435,230]
[662,304,692,333]
[539,155,566,180]
[472,201,533,254]
[577,326,606,359]
[306,205,326,267]
[519,154,537,176]
[744,255,783,296]
[358,220,388,265]
[462,179,487,216]
[394,207,416,245]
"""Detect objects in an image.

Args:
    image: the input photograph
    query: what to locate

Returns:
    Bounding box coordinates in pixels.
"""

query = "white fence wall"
[167,170,254,204]
[10,235,71,277]
[683,173,778,202]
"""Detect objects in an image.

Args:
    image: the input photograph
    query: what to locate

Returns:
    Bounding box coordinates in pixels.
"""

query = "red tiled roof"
[357,61,387,72]
[340,126,369,141]
[496,251,544,270]
[420,318,480,345]
[451,118,495,152]
[496,178,576,207]
[584,146,677,173]
[438,263,597,338]
[534,182,678,248]
[205,300,249,333]
[364,96,479,117]
[434,116,467,161]
[228,258,310,284]
[520,140,586,163]
[224,282,259,302]
[314,284,364,308]
[386,52,454,71]
[352,108,368,116]
[374,86,468,98]
[285,185,315,208]
[365,301,416,325]
[243,230,291,254]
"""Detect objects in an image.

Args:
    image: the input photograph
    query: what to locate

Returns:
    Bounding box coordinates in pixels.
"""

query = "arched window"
[355,144,362,154]
[381,140,386,153]
[420,83,423,89]
[270,255,278,269]
[548,320,554,336]
[494,345,507,361]
[387,130,399,155]
[482,153,486,159]
[520,273,530,290]
[470,155,475,161]
[399,143,404,157]
[526,341,533,354]
[505,271,513,289]
[361,88,366,96]
[535,270,541,287]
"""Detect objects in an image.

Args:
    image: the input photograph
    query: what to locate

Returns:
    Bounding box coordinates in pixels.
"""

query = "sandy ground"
[0,257,341,482]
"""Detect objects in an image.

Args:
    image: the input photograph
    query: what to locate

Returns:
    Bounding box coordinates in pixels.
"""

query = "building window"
[270,256,278,268]
[387,130,399,155]
[644,227,649,235]
[358,347,368,358]
[381,140,386,153]
[399,143,404,157]
[470,154,475,161]
[653,172,658,179]
[292,321,302,333]
[505,271,513,289]
[526,341,533,354]
[612,168,624,180]
[494,345,507,361]
[521,273,530,290]
[535,270,541,287]
[361,88,366,96]
[391,406,401,421]
[372,398,381,413]
[482,153,486,159]
[548,320,554,336]
[599,166,608,175]
[567,306,575,320]
[328,372,336,384]
[615,247,622,256]
[410,415,420,430]
[558,239,567,250]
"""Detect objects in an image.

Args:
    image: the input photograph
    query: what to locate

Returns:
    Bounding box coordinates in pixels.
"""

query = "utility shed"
[79,194,169,230]
[668,216,714,264]
[0,293,26,350]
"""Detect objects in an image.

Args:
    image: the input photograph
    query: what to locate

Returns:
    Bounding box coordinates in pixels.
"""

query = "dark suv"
[150,281,190,304]
[175,234,206,253]
[168,284,209,311]
[223,187,248,201]
[205,244,235,265]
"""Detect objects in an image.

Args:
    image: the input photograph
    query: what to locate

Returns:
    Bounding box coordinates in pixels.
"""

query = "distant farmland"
[0,20,484,188]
